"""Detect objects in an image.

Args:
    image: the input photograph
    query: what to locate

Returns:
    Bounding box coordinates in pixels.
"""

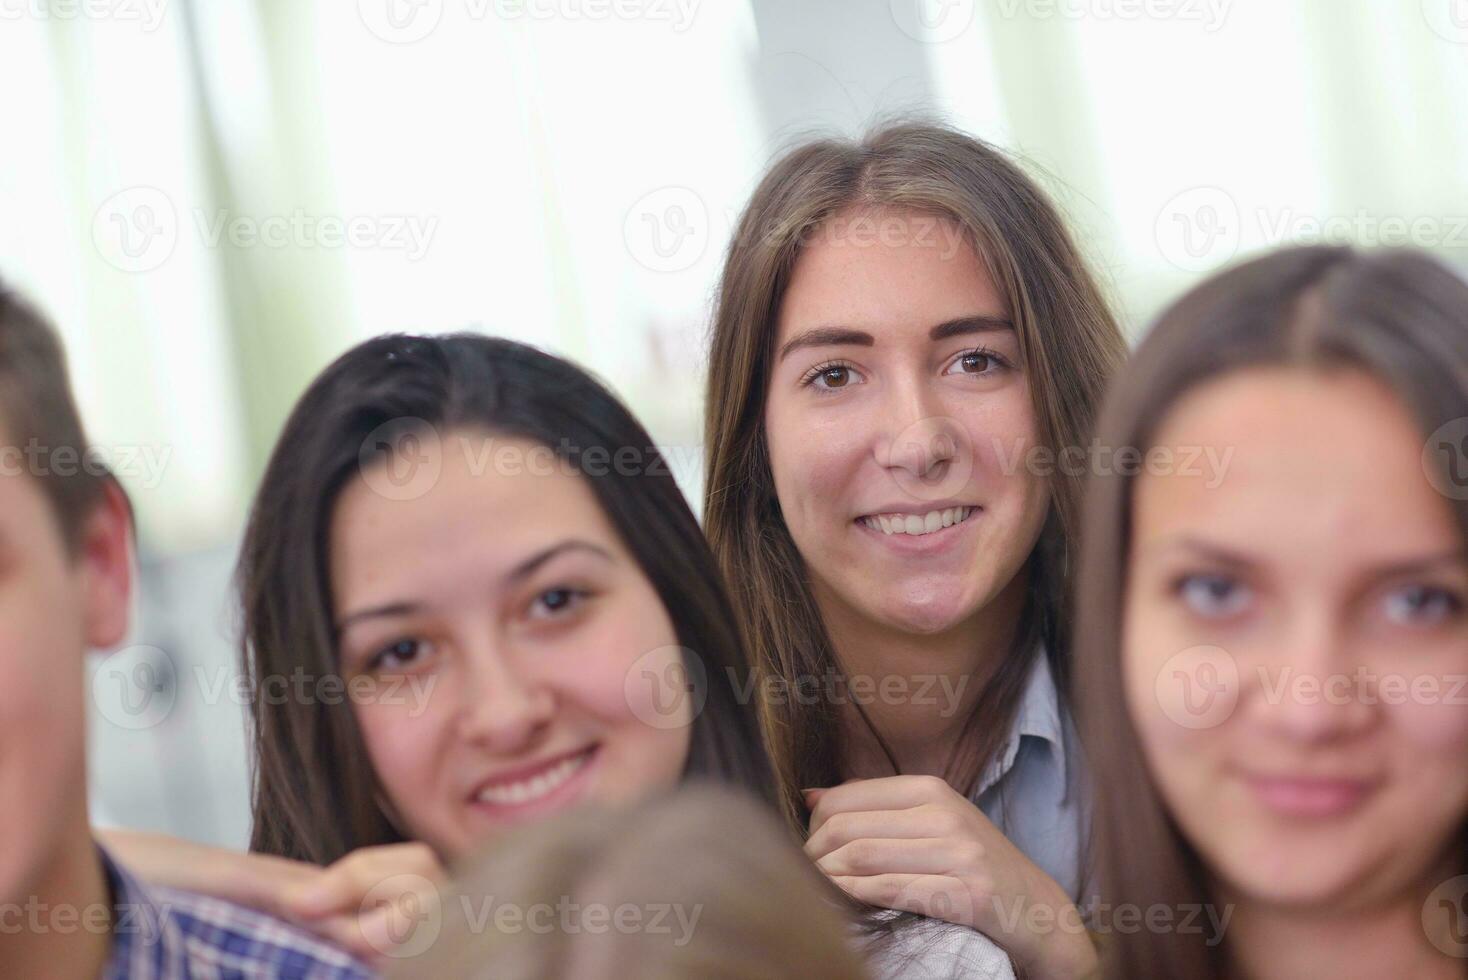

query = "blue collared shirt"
[866,651,1091,979]
[100,848,375,980]
[972,649,1089,901]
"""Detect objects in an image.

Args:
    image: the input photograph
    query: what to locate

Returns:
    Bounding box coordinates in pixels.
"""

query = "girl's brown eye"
[529,587,590,620]
[822,366,851,388]
[959,353,990,373]
[370,638,429,671]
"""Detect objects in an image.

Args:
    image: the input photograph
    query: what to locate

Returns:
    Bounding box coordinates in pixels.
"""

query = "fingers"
[236,854,330,920]
[805,774,956,836]
[815,836,987,879]
[804,805,966,859]
[828,872,976,927]
[284,842,443,920]
[357,880,442,959]
[287,856,444,964]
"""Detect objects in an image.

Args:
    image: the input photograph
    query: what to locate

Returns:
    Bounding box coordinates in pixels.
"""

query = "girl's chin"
[873,593,977,636]
[1209,841,1381,912]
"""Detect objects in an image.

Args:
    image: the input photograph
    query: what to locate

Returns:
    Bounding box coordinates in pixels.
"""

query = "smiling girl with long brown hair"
[704,120,1126,978]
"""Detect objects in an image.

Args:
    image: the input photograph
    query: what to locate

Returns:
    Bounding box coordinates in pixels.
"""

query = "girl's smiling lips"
[1237,769,1383,819]
[465,744,600,820]
[853,502,982,552]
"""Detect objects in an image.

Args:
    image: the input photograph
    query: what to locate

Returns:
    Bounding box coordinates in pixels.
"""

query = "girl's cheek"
[770,429,862,528]
[1388,690,1468,750]
[1370,640,1468,747]
[1121,612,1228,756]
[966,401,1042,497]
[556,600,688,731]
[355,699,447,812]
[616,643,696,734]
[562,626,681,726]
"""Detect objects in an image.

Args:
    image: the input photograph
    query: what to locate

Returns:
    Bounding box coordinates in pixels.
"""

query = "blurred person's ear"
[79,478,133,651]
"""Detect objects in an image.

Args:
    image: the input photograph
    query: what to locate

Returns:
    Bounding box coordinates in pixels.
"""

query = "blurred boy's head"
[0,284,132,903]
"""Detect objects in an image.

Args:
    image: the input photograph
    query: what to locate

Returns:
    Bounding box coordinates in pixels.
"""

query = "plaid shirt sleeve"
[100,846,378,980]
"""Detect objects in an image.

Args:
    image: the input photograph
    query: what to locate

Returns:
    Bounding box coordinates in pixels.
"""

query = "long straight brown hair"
[1075,246,1468,978]
[703,121,1126,831]
[242,334,775,864]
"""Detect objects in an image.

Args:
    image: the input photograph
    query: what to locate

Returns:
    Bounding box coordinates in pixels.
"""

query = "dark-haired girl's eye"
[528,587,590,620]
[369,638,432,672]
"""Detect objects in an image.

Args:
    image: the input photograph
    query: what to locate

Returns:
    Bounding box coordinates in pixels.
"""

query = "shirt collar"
[100,845,189,980]
[974,645,1069,797]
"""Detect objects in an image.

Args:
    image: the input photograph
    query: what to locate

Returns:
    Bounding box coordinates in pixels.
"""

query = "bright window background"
[1,0,1463,845]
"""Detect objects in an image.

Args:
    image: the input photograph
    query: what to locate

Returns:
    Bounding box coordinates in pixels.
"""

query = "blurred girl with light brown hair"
[1076,246,1468,978]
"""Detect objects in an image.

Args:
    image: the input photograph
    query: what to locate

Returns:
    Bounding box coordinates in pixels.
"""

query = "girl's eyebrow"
[1141,536,1468,581]
[777,315,1014,363]
[1361,550,1468,579]
[336,600,422,635]
[777,327,873,363]
[503,539,614,586]
[928,315,1013,342]
[334,540,615,634]
[1139,535,1255,568]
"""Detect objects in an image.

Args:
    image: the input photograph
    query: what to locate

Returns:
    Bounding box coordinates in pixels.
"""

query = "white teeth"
[860,507,974,537]
[476,750,590,806]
